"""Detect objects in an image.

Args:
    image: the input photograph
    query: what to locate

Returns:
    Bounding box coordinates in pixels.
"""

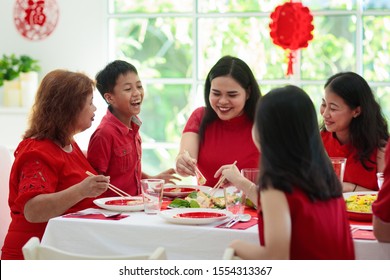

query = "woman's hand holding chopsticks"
[85,171,132,197]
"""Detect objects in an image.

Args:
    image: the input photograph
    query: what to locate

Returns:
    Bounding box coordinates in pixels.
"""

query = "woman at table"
[372,142,390,242]
[320,72,388,192]
[1,70,110,260]
[175,55,261,186]
[216,85,355,259]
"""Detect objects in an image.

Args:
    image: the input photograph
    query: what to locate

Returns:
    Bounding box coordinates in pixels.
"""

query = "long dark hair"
[320,72,388,170]
[257,85,342,200]
[199,55,261,141]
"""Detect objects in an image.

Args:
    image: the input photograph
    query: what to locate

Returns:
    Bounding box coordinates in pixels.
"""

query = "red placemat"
[63,213,128,220]
[352,229,376,240]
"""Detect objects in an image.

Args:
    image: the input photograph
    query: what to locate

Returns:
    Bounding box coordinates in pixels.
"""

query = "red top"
[257,188,355,260]
[88,109,142,196]
[372,141,390,222]
[1,139,98,260]
[321,131,379,191]
[184,107,259,186]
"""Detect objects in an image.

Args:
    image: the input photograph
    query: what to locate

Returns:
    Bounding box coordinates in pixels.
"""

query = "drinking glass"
[224,186,246,215]
[330,157,347,182]
[140,179,164,214]
[377,172,384,189]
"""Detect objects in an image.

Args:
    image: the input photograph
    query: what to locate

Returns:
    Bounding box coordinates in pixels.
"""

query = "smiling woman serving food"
[1,70,110,260]
[175,56,261,186]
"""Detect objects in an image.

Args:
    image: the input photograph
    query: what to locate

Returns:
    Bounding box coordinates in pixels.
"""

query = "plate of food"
[163,185,200,198]
[343,191,378,221]
[159,208,232,225]
[168,190,225,209]
[93,196,144,212]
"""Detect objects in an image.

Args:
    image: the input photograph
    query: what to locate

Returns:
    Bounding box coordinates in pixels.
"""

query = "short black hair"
[95,60,138,103]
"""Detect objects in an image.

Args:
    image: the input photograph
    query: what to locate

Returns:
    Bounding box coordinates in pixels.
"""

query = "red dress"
[1,139,98,260]
[321,131,379,191]
[184,107,259,186]
[257,188,355,259]
[88,109,142,196]
[372,141,390,222]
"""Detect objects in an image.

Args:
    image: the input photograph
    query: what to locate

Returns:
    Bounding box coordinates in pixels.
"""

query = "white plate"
[93,196,144,212]
[163,185,199,198]
[159,208,232,225]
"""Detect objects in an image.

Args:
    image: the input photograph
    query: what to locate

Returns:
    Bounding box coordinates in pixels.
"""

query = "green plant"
[0,54,20,86]
[0,54,40,86]
[19,55,41,73]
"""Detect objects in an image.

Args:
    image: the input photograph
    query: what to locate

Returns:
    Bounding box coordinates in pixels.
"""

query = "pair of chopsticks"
[183,150,207,185]
[209,161,237,197]
[85,171,132,197]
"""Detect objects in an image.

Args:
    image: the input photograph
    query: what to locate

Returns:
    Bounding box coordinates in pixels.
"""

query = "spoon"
[225,214,252,228]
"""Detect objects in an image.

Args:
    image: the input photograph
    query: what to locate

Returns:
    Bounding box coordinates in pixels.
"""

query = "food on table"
[345,193,377,213]
[169,191,225,209]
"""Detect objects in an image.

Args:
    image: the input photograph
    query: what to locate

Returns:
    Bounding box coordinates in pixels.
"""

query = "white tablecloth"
[41,209,390,260]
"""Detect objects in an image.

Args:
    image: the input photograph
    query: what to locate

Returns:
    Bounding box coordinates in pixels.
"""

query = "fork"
[221,216,239,228]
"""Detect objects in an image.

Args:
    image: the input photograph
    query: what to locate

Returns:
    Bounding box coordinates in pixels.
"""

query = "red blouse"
[1,138,98,260]
[88,109,142,196]
[321,131,379,191]
[257,188,355,260]
[372,141,390,222]
[183,107,259,186]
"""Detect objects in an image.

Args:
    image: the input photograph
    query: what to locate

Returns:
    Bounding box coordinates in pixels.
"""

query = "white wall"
[0,0,109,150]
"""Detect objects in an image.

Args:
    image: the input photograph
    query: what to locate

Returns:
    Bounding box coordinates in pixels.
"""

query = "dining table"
[40,195,390,260]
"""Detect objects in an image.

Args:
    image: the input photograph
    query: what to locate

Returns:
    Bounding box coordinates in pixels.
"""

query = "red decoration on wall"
[14,0,59,41]
[269,0,314,75]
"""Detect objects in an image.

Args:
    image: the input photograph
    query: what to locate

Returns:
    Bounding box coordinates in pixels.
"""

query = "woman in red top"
[217,86,354,259]
[320,72,388,192]
[175,56,261,186]
[1,70,110,260]
[372,141,390,242]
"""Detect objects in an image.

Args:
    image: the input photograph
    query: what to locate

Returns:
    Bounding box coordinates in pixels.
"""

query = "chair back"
[222,247,242,260]
[22,237,167,260]
[0,145,12,252]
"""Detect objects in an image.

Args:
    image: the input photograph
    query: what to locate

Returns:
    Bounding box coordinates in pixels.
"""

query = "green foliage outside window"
[108,0,390,177]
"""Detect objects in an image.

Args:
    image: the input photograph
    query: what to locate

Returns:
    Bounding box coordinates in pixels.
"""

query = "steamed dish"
[169,191,225,209]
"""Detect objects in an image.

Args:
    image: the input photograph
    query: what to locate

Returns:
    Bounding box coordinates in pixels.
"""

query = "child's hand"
[153,168,181,184]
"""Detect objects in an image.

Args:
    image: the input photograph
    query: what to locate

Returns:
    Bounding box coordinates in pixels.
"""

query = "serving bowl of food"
[343,191,378,221]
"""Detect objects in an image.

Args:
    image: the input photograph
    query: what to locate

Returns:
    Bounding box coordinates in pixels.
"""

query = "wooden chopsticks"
[209,161,237,197]
[183,150,207,185]
[85,171,132,197]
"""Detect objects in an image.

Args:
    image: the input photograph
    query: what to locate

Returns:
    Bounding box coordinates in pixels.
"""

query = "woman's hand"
[175,151,197,177]
[214,164,244,188]
[78,174,110,198]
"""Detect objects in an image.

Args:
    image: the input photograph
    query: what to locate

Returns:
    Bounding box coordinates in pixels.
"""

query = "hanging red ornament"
[269,0,314,76]
[14,0,59,41]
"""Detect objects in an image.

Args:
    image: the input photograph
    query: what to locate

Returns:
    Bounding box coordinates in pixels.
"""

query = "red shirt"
[321,131,379,191]
[1,139,98,260]
[372,141,390,222]
[88,109,142,196]
[184,107,259,186]
[257,188,355,260]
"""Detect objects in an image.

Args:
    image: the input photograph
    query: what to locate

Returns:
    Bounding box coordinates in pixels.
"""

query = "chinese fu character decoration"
[269,0,314,76]
[14,0,59,41]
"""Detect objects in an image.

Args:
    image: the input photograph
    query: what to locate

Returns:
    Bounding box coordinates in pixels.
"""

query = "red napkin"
[62,213,128,220]
[352,229,376,240]
[216,218,258,230]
